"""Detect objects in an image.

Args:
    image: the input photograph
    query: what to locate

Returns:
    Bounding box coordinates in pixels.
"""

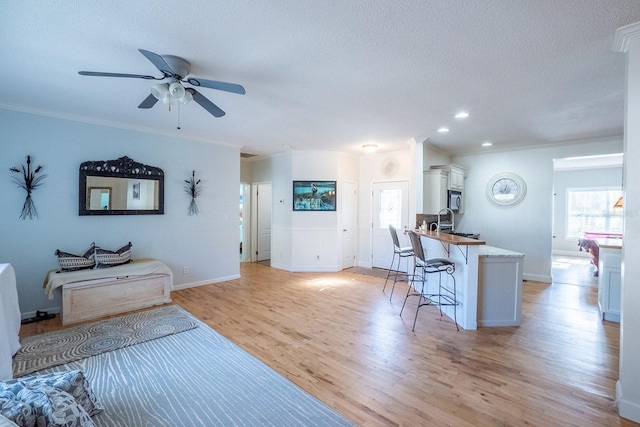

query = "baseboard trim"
[523,273,552,283]
[173,274,241,291]
[617,380,640,423]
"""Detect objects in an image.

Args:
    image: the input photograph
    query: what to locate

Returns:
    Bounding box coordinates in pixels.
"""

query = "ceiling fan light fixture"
[179,90,193,105]
[169,82,185,98]
[151,83,169,100]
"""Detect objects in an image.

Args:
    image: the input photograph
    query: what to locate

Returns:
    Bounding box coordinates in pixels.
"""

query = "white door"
[256,183,272,261]
[341,182,357,269]
[372,181,409,269]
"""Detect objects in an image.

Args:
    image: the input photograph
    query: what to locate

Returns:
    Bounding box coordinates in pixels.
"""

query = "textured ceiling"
[2,1,640,156]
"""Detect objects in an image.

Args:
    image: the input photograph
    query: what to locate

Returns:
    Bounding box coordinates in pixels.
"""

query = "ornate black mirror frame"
[79,156,164,215]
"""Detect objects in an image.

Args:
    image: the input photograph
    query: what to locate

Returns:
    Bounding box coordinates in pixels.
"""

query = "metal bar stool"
[383,225,414,300]
[400,230,459,331]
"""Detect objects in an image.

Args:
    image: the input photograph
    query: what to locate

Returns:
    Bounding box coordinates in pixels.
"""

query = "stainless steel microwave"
[448,190,462,212]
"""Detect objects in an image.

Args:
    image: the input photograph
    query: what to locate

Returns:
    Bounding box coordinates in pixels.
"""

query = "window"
[379,188,402,229]
[566,187,623,238]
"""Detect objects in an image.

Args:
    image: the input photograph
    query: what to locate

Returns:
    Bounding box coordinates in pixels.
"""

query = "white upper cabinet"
[430,164,465,191]
[423,169,448,214]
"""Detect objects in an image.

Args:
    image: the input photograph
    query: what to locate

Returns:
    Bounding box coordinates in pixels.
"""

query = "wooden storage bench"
[61,273,171,325]
[44,259,173,325]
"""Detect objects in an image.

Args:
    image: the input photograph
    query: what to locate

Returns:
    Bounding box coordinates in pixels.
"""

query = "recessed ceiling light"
[455,112,469,119]
[437,127,450,133]
[282,144,294,149]
[362,143,378,153]
[482,142,493,147]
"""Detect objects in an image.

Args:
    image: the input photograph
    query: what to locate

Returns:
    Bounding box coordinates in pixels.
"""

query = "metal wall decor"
[10,155,46,219]
[184,170,202,216]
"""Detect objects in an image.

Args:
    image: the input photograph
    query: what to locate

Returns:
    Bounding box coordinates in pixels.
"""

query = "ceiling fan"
[78,48,245,118]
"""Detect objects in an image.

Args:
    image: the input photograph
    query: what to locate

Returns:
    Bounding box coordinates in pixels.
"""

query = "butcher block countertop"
[412,229,486,246]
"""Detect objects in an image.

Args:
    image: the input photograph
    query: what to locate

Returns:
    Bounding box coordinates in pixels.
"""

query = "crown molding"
[613,22,640,53]
[0,101,239,150]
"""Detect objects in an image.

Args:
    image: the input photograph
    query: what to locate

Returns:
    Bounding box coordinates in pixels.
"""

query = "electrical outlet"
[183,266,190,274]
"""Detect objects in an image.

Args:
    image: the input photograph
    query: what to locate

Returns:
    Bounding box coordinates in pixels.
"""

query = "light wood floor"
[21,263,637,426]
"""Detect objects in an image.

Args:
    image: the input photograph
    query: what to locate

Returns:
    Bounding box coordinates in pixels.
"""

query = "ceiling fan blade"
[138,94,159,109]
[188,88,226,117]
[78,71,158,80]
[138,49,174,76]
[186,77,246,95]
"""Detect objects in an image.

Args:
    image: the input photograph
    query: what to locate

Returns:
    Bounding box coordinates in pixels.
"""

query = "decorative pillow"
[94,242,132,269]
[0,382,95,427]
[55,243,96,272]
[18,384,95,427]
[20,371,102,417]
[0,371,101,427]
[0,399,34,427]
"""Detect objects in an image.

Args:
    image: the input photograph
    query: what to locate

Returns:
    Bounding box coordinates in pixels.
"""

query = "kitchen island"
[411,229,524,330]
[595,238,622,322]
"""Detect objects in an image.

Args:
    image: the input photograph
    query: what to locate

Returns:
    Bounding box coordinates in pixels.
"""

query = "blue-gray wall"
[1,109,240,317]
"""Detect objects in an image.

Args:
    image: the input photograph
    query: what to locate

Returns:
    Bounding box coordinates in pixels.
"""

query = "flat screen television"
[292,181,336,211]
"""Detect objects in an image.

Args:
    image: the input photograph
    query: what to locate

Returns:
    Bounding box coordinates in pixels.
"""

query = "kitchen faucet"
[437,208,455,232]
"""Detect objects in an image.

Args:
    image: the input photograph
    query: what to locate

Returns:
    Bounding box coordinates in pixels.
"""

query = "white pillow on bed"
[0,414,18,427]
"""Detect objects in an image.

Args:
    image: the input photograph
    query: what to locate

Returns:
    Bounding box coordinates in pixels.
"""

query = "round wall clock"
[486,172,527,206]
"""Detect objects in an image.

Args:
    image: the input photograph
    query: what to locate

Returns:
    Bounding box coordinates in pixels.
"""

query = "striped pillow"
[55,243,96,272]
[94,242,132,269]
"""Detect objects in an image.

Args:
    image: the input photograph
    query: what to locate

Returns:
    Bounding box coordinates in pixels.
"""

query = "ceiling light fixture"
[151,81,192,109]
[455,112,469,119]
[482,141,493,147]
[437,127,450,133]
[362,144,378,153]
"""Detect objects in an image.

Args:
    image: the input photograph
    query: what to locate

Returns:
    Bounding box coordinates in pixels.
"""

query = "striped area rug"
[36,306,356,426]
[13,305,198,377]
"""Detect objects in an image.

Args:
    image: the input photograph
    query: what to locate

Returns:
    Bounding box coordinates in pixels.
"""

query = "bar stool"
[400,230,459,331]
[383,225,414,300]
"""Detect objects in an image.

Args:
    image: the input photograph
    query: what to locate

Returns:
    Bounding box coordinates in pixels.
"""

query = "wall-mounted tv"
[292,181,336,211]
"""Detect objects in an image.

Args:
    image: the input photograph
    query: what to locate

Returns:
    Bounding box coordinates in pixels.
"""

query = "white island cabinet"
[596,239,622,323]
[477,246,525,327]
[413,231,525,329]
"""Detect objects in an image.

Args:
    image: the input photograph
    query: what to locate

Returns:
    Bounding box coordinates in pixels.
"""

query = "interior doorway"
[239,183,250,262]
[341,181,357,270]
[252,182,272,262]
[551,153,623,284]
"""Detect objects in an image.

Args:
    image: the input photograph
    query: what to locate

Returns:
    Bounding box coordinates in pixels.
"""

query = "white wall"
[552,166,623,254]
[452,138,622,282]
[357,144,417,268]
[0,109,240,317]
[615,21,640,423]
[241,151,358,271]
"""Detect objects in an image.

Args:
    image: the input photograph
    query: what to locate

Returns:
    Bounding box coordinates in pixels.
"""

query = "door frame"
[250,181,272,262]
[371,180,410,269]
[341,181,358,270]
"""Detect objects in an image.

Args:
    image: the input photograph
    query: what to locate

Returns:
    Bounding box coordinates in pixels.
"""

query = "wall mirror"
[79,156,164,215]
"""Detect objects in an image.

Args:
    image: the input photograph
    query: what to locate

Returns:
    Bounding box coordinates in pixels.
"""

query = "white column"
[613,22,640,423]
